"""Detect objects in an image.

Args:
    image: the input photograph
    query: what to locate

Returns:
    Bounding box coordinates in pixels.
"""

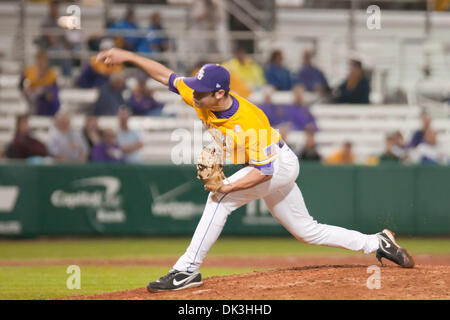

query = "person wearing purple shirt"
[91,128,124,163]
[293,49,330,94]
[258,86,318,131]
[76,39,124,89]
[127,73,164,116]
[35,83,60,116]
[75,62,110,89]
[19,51,61,116]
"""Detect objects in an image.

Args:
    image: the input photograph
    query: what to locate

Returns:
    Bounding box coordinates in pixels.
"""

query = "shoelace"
[159,271,177,282]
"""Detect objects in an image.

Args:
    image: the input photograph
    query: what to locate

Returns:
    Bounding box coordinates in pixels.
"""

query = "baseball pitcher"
[96,48,415,292]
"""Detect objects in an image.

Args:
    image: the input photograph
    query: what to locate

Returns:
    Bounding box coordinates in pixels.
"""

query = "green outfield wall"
[0,163,448,237]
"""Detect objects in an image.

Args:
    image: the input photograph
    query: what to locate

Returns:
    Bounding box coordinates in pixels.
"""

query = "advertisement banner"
[0,165,39,236]
[37,164,288,236]
[0,163,448,237]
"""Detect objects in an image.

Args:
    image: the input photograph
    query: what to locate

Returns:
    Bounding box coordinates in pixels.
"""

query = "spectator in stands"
[333,59,370,104]
[223,48,266,90]
[288,86,318,131]
[258,87,290,128]
[228,70,253,98]
[87,33,105,52]
[91,128,124,163]
[7,115,48,159]
[107,6,140,51]
[391,130,408,161]
[47,113,88,163]
[325,141,355,164]
[20,51,60,116]
[298,125,321,161]
[293,49,330,97]
[117,107,143,163]
[264,50,292,91]
[408,111,432,148]
[93,72,127,116]
[76,39,124,89]
[444,94,450,104]
[258,86,318,131]
[36,0,73,77]
[82,115,102,160]
[137,12,169,54]
[379,134,400,163]
[434,0,450,11]
[410,129,447,165]
[127,73,165,116]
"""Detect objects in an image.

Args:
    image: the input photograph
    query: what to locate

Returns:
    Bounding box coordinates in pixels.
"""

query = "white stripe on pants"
[173,144,379,272]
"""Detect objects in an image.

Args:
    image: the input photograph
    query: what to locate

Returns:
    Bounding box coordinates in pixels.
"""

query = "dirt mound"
[65,263,450,300]
[4,253,450,267]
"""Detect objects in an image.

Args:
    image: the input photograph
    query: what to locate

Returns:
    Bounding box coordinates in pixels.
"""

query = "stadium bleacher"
[0,1,449,164]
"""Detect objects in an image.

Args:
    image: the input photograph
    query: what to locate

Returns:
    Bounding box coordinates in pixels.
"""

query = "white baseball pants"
[173,144,380,273]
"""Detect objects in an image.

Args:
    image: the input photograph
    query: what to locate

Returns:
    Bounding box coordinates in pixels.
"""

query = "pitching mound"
[63,255,450,300]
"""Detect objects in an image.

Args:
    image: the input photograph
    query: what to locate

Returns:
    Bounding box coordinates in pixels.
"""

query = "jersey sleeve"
[251,161,275,175]
[248,135,280,176]
[168,73,180,94]
[168,73,194,107]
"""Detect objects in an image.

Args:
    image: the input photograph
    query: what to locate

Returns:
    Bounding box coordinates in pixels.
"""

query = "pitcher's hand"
[215,184,234,194]
[96,48,132,65]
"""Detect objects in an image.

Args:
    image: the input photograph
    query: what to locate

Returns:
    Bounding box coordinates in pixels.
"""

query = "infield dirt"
[54,254,450,300]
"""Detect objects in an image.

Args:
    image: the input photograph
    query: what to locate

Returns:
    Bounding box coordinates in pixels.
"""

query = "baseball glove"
[196,143,226,192]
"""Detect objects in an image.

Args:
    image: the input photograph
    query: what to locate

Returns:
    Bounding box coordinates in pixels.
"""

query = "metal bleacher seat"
[1,101,449,163]
[0,75,20,89]
[311,105,421,119]
[59,89,98,104]
[0,102,28,115]
[0,117,15,131]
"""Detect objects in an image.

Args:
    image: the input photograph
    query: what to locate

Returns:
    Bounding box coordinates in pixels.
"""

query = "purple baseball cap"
[184,64,230,93]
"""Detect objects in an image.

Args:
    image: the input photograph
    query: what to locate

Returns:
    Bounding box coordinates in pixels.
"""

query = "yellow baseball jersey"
[169,73,281,175]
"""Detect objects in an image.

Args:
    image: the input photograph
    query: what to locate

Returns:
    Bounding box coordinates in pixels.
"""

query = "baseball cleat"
[376,229,415,268]
[147,269,203,292]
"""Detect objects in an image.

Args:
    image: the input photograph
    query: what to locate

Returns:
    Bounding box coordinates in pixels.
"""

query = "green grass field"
[0,237,448,300]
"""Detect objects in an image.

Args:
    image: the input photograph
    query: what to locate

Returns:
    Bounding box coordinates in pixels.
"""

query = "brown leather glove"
[196,143,226,192]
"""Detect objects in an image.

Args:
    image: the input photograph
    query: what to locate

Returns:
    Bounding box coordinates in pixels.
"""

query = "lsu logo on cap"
[197,67,205,80]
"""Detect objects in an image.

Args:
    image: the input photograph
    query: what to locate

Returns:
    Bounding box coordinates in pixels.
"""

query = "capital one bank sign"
[50,176,125,223]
